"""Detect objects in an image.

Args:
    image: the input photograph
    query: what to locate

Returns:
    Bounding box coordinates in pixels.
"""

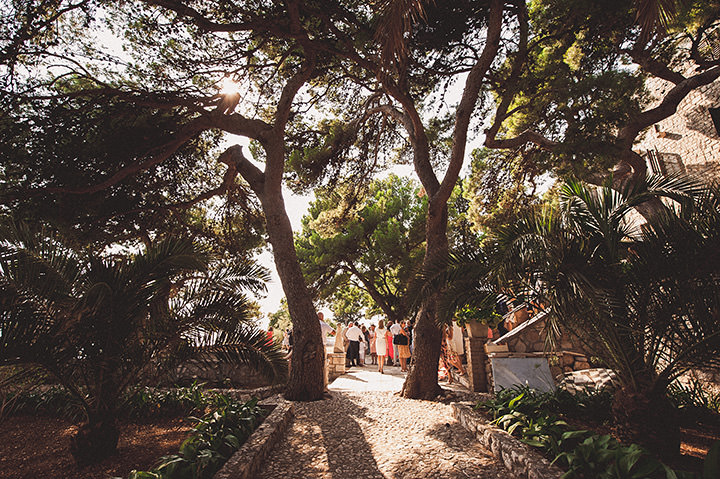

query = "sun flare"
[220,77,241,95]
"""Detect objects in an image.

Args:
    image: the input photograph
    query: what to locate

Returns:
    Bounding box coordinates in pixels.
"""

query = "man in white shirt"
[389,320,402,366]
[344,322,364,367]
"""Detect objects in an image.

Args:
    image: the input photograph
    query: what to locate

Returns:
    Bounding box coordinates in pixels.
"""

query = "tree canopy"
[2,0,719,400]
[296,174,426,323]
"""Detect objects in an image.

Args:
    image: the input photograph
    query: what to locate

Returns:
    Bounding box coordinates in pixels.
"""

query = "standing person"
[359,333,367,365]
[439,324,466,383]
[361,325,370,364]
[397,321,411,372]
[333,320,345,353]
[375,320,388,373]
[345,321,363,367]
[266,327,274,346]
[389,319,402,366]
[368,324,377,365]
[386,327,394,366]
[282,328,291,351]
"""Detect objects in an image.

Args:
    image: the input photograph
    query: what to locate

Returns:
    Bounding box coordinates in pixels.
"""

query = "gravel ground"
[257,366,508,479]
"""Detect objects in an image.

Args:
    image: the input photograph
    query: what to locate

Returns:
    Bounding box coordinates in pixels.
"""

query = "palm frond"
[193,325,288,384]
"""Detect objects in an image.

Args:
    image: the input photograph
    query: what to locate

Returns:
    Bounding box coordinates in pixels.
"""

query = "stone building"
[635,75,720,179]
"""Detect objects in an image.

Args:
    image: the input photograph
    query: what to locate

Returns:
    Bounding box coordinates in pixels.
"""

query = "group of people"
[279,313,468,382]
[333,319,414,373]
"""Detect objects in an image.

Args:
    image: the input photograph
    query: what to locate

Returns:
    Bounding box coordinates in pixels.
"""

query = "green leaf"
[508,392,525,409]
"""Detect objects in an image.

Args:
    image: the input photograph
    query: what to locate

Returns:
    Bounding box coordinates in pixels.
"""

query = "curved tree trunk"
[259,190,325,401]
[401,199,448,399]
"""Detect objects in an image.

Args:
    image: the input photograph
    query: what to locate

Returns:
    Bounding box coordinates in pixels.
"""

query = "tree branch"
[218,145,265,194]
[2,116,213,202]
[616,65,720,150]
[436,0,504,205]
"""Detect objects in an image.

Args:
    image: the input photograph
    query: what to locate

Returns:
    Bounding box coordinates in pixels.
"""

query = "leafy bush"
[477,387,718,479]
[127,397,265,479]
[480,386,612,425]
[1,382,226,421]
[668,378,720,416]
[122,383,227,420]
[1,386,84,421]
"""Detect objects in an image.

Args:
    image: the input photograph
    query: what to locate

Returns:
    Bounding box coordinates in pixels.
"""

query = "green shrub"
[128,397,265,479]
[668,378,720,416]
[2,386,84,421]
[122,382,227,420]
[479,386,612,424]
[478,387,691,479]
[1,382,226,421]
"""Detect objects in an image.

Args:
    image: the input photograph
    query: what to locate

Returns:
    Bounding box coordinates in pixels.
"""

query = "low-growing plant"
[2,386,84,420]
[477,387,710,479]
[479,386,612,424]
[555,434,676,479]
[668,377,720,416]
[127,397,265,479]
[1,382,227,421]
[122,382,226,420]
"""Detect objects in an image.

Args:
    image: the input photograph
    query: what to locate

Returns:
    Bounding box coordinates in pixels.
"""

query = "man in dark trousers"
[345,322,363,367]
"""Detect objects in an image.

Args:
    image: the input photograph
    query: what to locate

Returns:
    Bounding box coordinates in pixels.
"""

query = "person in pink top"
[386,328,394,365]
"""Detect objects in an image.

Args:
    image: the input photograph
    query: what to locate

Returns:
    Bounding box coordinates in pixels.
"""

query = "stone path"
[257,365,508,479]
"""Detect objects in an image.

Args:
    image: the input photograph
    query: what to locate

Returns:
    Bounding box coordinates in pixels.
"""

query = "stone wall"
[635,76,720,180]
[453,402,564,479]
[484,312,592,389]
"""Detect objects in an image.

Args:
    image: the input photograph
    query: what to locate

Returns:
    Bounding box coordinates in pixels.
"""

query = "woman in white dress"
[375,320,388,374]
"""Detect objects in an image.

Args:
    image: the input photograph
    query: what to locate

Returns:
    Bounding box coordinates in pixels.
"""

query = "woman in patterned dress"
[397,321,411,372]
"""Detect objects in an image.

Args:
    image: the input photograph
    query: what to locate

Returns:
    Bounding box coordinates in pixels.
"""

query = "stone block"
[525,329,541,344]
[574,361,590,370]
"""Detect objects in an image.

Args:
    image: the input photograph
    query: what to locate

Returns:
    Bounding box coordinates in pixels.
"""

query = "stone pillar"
[325,352,346,384]
[465,337,489,392]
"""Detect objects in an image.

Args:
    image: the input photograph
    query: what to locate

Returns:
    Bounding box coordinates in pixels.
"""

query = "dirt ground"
[0,415,192,479]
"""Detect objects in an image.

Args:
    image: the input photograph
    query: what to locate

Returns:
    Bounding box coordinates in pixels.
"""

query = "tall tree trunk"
[258,189,325,401]
[401,199,448,399]
[228,141,325,402]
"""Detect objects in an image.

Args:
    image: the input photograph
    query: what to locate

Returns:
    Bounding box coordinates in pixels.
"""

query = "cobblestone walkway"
[257,366,508,479]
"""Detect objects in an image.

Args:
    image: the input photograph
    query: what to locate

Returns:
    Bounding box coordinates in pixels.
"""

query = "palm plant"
[0,220,286,464]
[489,174,720,456]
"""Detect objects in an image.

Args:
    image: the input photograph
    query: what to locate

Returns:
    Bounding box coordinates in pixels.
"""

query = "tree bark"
[401,198,448,399]
[259,189,325,401]
[611,383,680,457]
[397,0,504,399]
[224,141,325,401]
